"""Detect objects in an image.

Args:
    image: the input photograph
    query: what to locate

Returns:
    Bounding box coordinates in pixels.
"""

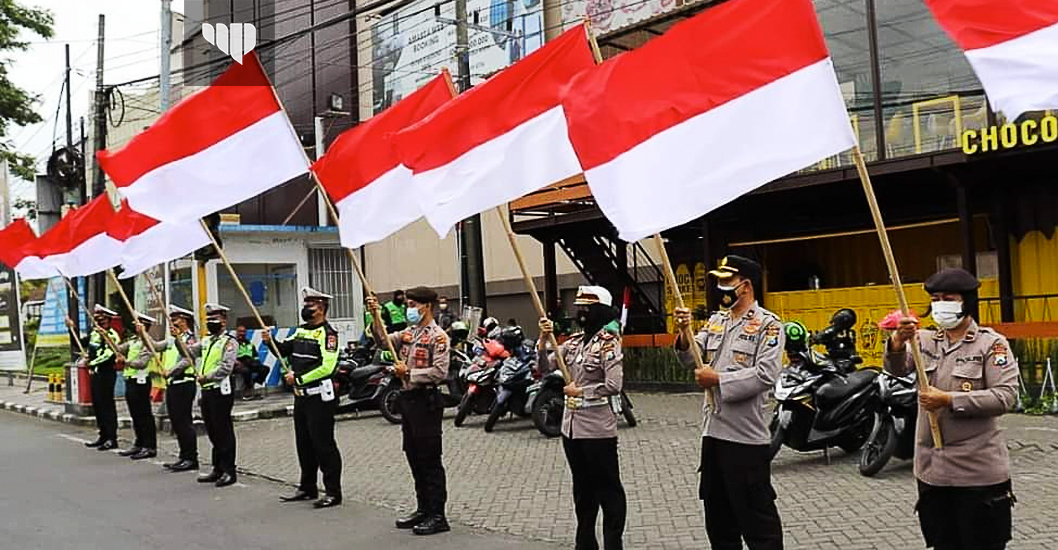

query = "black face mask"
[717,281,746,309]
[206,321,224,335]
[577,304,616,336]
[301,306,317,322]
[93,316,107,326]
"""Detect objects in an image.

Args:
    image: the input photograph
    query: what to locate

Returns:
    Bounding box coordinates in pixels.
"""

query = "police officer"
[382,289,408,332]
[267,287,343,509]
[886,268,1018,550]
[674,255,784,550]
[183,303,239,487]
[367,287,450,536]
[161,305,200,472]
[69,305,123,451]
[116,311,161,460]
[538,285,627,550]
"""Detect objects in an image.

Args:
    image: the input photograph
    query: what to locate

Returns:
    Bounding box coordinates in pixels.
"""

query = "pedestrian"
[366,287,450,535]
[436,295,457,331]
[538,285,627,550]
[69,305,122,451]
[185,303,239,487]
[267,287,344,509]
[382,289,408,332]
[234,325,268,400]
[161,305,200,472]
[116,311,161,460]
[673,255,784,550]
[886,268,1018,550]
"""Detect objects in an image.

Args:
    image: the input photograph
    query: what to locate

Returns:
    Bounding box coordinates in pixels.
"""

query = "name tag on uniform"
[135,370,149,384]
[320,379,335,402]
[220,376,232,396]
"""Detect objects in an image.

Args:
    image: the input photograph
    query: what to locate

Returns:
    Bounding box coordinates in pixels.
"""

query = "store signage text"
[962,115,1058,155]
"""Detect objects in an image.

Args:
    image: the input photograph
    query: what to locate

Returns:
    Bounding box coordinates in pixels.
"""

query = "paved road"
[0,411,559,550]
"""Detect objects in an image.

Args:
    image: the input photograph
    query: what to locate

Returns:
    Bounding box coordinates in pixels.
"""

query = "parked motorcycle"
[859,370,917,476]
[453,339,506,427]
[769,310,880,460]
[334,342,403,424]
[483,327,538,432]
[528,353,638,438]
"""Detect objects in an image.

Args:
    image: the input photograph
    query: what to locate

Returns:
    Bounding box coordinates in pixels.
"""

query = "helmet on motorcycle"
[783,321,808,352]
[499,325,524,351]
[449,321,469,343]
[481,317,499,333]
[830,308,857,332]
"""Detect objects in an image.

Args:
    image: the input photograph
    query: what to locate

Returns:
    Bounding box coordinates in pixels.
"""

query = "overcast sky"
[6,1,184,209]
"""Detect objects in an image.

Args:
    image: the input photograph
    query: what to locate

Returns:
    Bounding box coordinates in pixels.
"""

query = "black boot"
[395,510,428,530]
[119,447,142,457]
[280,489,318,502]
[313,495,342,509]
[215,473,237,487]
[413,515,450,536]
[97,440,118,451]
[197,470,223,483]
[168,459,199,472]
[85,438,105,448]
[130,449,156,460]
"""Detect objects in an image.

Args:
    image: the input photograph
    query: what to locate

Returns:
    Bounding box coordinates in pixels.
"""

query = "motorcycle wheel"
[484,401,507,433]
[620,391,637,427]
[859,414,897,477]
[839,416,873,454]
[532,388,564,438]
[377,386,403,425]
[454,393,472,427]
[768,414,785,460]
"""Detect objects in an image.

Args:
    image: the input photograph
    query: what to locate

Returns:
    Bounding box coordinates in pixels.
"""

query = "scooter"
[859,370,917,476]
[769,309,880,460]
[528,371,638,438]
[453,340,506,427]
[335,345,403,425]
[484,351,536,432]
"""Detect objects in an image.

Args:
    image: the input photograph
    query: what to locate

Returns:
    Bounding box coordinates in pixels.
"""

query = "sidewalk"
[0,375,296,429]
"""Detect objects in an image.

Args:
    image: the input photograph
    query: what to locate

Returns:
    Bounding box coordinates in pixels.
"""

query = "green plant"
[623,346,693,385]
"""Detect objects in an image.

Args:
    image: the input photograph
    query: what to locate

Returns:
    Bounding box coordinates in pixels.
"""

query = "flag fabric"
[97,53,310,224]
[313,72,454,249]
[562,0,856,243]
[108,202,212,279]
[0,219,57,280]
[29,195,123,278]
[922,0,1058,118]
[392,25,596,237]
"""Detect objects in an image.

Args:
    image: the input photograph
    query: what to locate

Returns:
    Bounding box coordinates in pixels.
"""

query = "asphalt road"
[0,410,558,550]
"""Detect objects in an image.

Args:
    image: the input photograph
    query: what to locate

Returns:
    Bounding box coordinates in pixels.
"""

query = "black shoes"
[130,449,156,460]
[85,438,105,448]
[198,471,223,483]
[215,473,237,487]
[167,459,199,472]
[413,515,450,536]
[119,447,142,457]
[280,490,319,503]
[97,440,118,451]
[313,496,342,509]
[396,510,428,530]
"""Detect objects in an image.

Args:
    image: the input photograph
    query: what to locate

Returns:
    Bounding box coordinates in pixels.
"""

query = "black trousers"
[294,393,343,497]
[238,358,268,389]
[200,388,236,475]
[399,388,447,516]
[917,479,1014,550]
[700,437,784,550]
[165,382,198,461]
[562,436,627,550]
[89,365,118,441]
[124,377,156,449]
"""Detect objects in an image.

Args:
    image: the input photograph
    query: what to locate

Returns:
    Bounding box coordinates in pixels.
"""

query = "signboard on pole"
[0,266,24,370]
[37,277,88,347]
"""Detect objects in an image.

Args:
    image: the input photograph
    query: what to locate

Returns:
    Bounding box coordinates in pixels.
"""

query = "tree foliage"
[0,1,54,181]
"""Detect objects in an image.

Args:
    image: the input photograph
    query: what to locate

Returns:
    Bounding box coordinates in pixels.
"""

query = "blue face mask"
[406,306,422,324]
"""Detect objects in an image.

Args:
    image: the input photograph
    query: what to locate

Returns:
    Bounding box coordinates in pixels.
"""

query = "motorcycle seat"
[816,369,878,404]
[350,364,386,381]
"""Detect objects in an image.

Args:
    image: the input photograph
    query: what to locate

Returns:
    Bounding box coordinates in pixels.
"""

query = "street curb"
[1,399,295,429]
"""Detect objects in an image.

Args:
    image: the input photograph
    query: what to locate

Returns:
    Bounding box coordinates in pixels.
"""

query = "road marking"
[56,434,91,444]
[1024,427,1058,433]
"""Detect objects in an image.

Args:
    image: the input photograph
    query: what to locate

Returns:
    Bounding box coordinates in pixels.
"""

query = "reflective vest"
[88,329,121,369]
[163,332,196,385]
[237,341,255,360]
[123,339,156,380]
[196,334,234,389]
[384,301,406,326]
[286,324,339,386]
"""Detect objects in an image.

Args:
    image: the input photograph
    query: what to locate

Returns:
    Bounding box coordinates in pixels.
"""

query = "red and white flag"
[392,25,596,237]
[923,0,1058,118]
[0,219,57,280]
[108,202,212,279]
[562,0,856,242]
[29,195,123,278]
[313,73,454,249]
[97,53,310,223]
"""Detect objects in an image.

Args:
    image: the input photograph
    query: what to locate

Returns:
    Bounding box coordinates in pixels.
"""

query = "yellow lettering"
[1042,115,1058,143]
[1000,123,1018,148]
[962,130,979,154]
[1021,120,1038,146]
[980,125,999,152]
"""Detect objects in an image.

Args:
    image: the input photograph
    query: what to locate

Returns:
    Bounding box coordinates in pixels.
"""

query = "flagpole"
[106,270,160,358]
[851,145,943,448]
[142,266,195,373]
[62,276,124,360]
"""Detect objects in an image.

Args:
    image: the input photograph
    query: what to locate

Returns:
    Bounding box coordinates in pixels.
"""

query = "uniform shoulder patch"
[991,341,1010,366]
[765,324,781,347]
[435,333,449,353]
[600,331,615,341]
[326,333,339,352]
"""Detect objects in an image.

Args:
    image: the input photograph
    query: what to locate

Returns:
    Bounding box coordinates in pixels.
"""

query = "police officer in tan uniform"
[538,285,626,550]
[367,286,451,536]
[886,268,1018,550]
[674,255,784,550]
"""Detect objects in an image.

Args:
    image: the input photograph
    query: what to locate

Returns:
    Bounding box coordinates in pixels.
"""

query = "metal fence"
[308,247,359,319]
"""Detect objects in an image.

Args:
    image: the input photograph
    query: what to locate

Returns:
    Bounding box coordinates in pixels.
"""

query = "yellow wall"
[1009,231,1058,322]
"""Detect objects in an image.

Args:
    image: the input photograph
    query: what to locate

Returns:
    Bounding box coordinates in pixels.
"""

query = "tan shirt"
[388,321,450,389]
[676,302,784,445]
[537,327,624,439]
[884,321,1017,487]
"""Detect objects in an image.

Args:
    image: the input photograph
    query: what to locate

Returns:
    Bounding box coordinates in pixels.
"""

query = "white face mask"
[931,300,964,330]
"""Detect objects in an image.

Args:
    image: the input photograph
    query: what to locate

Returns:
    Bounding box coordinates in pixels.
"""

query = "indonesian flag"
[392,25,595,237]
[0,219,57,280]
[30,195,123,278]
[109,202,212,279]
[313,72,454,249]
[97,53,310,223]
[562,0,856,242]
[923,0,1058,118]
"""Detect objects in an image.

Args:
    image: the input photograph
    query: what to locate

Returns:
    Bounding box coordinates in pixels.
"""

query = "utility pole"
[64,43,78,360]
[90,14,106,305]
[160,0,172,111]
[64,44,73,151]
[455,0,488,314]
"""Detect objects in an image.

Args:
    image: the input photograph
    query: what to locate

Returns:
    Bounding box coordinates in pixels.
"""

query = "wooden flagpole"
[851,145,942,448]
[142,266,195,366]
[62,276,123,360]
[106,270,160,358]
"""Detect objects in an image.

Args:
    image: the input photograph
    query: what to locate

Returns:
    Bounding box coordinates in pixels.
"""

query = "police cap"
[93,304,118,317]
[708,255,762,283]
[924,268,980,295]
[204,303,230,316]
[405,286,438,305]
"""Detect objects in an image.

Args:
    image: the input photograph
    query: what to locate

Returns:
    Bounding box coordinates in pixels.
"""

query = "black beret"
[406,286,439,304]
[924,268,980,294]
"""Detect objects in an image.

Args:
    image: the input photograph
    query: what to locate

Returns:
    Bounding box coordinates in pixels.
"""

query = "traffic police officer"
[183,303,239,487]
[117,311,160,460]
[71,305,123,451]
[886,268,1018,550]
[268,287,344,509]
[162,305,200,472]
[538,285,627,550]
[367,286,450,536]
[674,255,785,550]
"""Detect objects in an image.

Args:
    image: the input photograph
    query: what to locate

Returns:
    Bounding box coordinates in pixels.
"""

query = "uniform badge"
[326,334,338,351]
[991,342,1009,366]
[961,381,973,392]
[708,323,724,334]
[435,334,448,354]
[743,319,763,335]
[765,325,780,347]
[733,352,749,364]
